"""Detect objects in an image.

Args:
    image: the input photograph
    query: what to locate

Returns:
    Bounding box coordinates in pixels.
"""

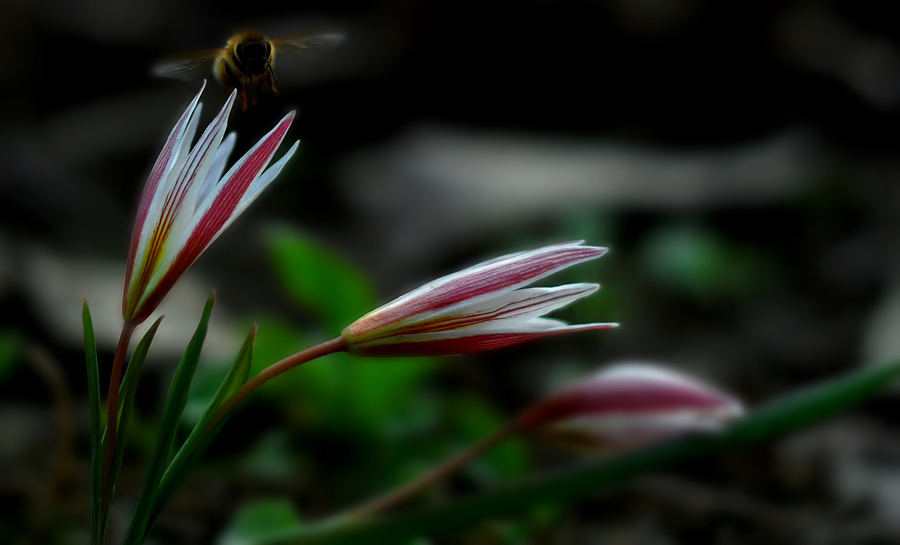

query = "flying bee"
[153,30,345,110]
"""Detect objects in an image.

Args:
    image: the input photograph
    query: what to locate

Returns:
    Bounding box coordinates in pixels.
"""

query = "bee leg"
[262,57,279,91]
[240,86,250,112]
[264,72,278,95]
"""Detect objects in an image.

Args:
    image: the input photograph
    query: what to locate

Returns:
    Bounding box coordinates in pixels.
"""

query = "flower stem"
[99,321,136,541]
[335,421,521,521]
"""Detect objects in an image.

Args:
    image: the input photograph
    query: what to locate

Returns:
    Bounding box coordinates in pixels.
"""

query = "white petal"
[427,283,599,326]
[542,407,741,445]
[197,131,237,207]
[176,125,297,262]
[229,139,300,220]
[147,103,203,230]
[365,242,605,330]
[171,90,236,218]
[212,111,294,194]
[201,139,300,249]
[134,100,204,278]
[368,320,617,343]
[144,92,237,291]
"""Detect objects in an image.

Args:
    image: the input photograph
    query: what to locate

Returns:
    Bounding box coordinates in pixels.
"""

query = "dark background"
[3,0,900,543]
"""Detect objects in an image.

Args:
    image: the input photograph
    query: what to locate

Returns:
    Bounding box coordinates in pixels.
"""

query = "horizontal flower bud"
[341,241,617,356]
[516,362,744,452]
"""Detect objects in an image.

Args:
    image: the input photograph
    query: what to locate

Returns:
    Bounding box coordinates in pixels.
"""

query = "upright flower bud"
[341,241,617,357]
[516,362,744,452]
[122,82,298,324]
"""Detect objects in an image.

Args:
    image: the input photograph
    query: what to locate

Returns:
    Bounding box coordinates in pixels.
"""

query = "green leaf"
[250,317,436,434]
[219,499,304,545]
[264,227,375,334]
[109,318,162,509]
[121,293,216,545]
[327,353,436,432]
[258,356,900,545]
[83,300,103,545]
[145,325,257,534]
[0,328,25,384]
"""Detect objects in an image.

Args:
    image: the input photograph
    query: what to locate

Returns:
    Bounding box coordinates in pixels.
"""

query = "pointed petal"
[431,282,598,324]
[123,83,205,318]
[158,90,237,253]
[346,321,618,357]
[197,131,237,206]
[174,110,295,258]
[227,138,300,222]
[372,284,600,340]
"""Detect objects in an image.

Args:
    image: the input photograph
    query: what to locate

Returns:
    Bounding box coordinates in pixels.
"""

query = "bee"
[153,30,344,110]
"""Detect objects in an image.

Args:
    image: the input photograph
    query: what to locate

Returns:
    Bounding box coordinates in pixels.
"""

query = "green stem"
[99,321,136,542]
[335,423,520,522]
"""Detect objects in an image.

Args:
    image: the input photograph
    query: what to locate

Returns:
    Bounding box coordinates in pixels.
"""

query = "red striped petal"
[346,322,617,357]
[515,363,743,452]
[123,84,205,319]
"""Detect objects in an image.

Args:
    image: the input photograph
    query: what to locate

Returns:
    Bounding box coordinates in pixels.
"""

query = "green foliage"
[249,317,440,500]
[639,222,779,305]
[182,364,232,427]
[0,328,24,384]
[122,294,217,544]
[82,301,102,545]
[445,396,529,483]
[148,326,257,533]
[110,318,162,522]
[218,499,304,545]
[264,227,374,334]
[257,229,439,434]
[261,228,549,510]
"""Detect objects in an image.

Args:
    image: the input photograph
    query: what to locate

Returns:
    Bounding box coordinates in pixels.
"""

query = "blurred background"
[3,0,900,543]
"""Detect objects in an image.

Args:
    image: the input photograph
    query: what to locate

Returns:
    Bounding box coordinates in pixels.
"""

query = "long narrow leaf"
[121,294,216,545]
[261,357,900,545]
[144,325,257,535]
[83,300,103,545]
[109,318,163,500]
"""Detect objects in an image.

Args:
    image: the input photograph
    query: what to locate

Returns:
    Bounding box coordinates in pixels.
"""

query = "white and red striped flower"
[515,362,744,452]
[122,83,298,324]
[342,241,617,356]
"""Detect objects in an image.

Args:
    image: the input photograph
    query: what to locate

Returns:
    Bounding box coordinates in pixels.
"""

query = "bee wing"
[152,49,225,81]
[271,31,345,57]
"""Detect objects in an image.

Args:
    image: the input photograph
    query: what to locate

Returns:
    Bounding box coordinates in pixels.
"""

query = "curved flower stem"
[207,337,348,437]
[334,421,522,522]
[100,321,136,540]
